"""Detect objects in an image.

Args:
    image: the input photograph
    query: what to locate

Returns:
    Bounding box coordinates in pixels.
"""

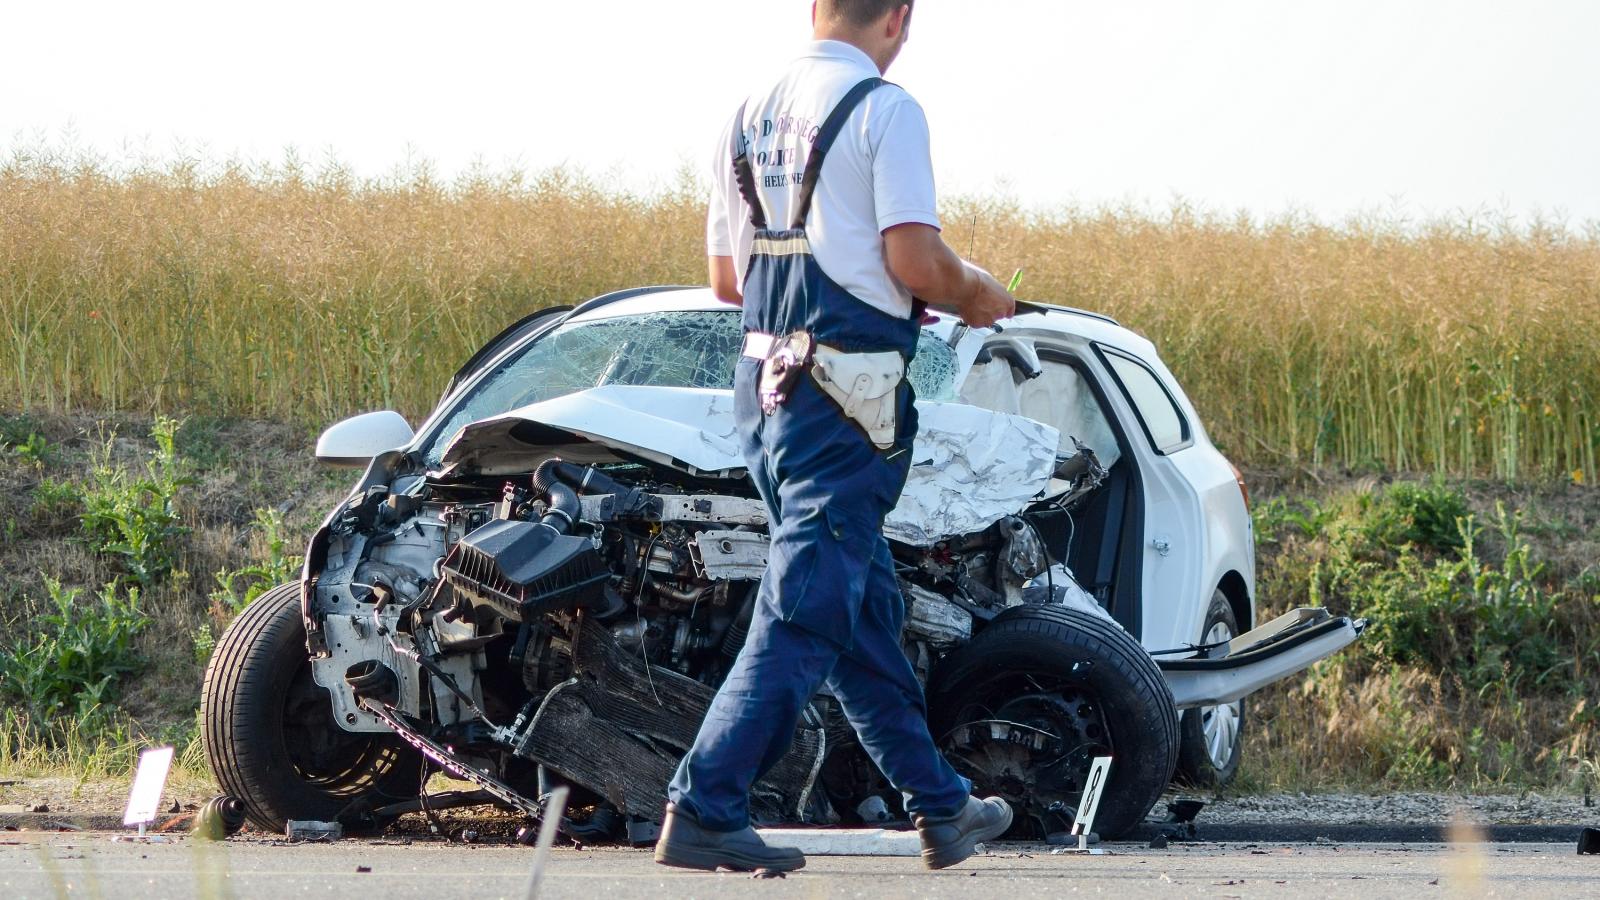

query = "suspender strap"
[791,77,885,229]
[730,101,769,230]
[728,78,888,233]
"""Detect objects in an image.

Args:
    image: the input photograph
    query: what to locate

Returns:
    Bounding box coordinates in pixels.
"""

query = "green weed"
[78,416,192,588]
[1247,475,1600,790]
[0,577,149,720]
[29,477,81,525]
[193,506,300,665]
[1360,478,1470,553]
[207,507,297,616]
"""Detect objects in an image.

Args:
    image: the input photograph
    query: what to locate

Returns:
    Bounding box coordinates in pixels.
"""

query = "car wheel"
[1174,590,1245,787]
[927,604,1178,840]
[201,583,422,832]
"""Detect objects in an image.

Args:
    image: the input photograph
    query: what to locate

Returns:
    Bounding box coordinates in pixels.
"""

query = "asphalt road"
[3,834,1597,899]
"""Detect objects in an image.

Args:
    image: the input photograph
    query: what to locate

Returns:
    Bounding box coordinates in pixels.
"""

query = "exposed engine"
[302,447,1107,837]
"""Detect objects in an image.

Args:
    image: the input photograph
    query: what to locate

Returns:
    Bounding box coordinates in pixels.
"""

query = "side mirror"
[315,411,415,467]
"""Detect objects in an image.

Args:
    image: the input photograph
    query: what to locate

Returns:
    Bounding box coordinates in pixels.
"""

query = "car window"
[423,311,742,465]
[1100,348,1189,453]
[421,309,960,466]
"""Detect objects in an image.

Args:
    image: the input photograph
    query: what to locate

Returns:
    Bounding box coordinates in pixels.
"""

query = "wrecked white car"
[202,286,1365,841]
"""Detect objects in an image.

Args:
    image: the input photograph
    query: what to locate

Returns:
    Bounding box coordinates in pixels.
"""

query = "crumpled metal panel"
[884,403,1059,546]
[440,385,745,475]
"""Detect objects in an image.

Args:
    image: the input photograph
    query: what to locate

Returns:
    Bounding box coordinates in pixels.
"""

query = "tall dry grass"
[3,149,1598,479]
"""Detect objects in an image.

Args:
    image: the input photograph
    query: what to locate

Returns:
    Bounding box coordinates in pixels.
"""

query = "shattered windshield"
[422,309,961,466]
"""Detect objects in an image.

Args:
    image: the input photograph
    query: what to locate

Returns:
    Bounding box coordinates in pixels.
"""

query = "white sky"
[5,0,1598,225]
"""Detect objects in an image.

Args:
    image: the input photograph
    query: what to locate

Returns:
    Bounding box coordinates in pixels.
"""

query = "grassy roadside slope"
[0,414,1595,796]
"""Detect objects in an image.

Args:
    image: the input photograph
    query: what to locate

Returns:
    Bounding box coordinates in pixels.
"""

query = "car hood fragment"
[438,385,1058,545]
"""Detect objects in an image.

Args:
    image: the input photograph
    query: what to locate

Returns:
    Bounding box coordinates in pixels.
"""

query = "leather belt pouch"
[758,331,816,415]
[811,346,905,449]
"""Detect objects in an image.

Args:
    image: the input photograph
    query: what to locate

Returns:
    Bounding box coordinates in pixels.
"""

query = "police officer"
[656,0,1018,873]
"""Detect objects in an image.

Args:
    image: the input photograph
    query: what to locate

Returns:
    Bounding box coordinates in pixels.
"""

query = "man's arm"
[883,224,1013,328]
[706,105,744,306]
[709,255,742,305]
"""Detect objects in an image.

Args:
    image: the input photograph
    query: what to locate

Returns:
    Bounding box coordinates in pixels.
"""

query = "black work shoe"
[913,795,1014,869]
[654,804,806,873]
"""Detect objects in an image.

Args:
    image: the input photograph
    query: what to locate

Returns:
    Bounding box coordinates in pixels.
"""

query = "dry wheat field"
[3,150,1598,482]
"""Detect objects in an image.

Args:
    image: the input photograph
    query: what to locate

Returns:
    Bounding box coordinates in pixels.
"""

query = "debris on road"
[192,796,247,842]
[286,820,343,842]
[1166,799,1204,823]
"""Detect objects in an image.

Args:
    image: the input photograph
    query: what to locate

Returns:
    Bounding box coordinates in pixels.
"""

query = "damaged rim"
[937,674,1112,837]
[1198,620,1243,771]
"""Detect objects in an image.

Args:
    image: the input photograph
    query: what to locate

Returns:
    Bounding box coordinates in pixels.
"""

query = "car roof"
[569,286,1161,360]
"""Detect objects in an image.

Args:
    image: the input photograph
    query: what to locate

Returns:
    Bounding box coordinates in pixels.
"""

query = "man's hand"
[953,261,1016,329]
[883,224,1016,328]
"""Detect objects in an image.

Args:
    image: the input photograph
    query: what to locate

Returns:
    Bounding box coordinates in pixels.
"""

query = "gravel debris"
[1192,791,1593,827]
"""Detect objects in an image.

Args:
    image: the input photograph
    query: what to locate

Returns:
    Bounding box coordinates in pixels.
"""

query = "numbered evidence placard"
[1067,755,1113,853]
[123,746,175,830]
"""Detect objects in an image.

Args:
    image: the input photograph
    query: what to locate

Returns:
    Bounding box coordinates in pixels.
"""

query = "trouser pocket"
[767,502,884,650]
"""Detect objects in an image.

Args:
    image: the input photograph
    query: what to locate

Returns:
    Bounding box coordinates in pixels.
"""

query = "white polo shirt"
[706,40,941,320]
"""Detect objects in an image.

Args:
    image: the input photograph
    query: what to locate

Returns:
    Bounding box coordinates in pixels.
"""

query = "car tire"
[927,604,1178,840]
[1174,590,1245,787]
[201,582,422,832]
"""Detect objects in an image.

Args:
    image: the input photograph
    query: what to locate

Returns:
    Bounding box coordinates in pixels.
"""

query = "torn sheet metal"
[1025,564,1118,626]
[884,403,1059,546]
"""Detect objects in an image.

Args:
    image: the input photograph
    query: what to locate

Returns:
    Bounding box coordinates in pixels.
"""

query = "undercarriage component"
[360,698,551,824]
[515,618,824,823]
[366,789,504,821]
[941,690,1108,835]
[515,682,680,820]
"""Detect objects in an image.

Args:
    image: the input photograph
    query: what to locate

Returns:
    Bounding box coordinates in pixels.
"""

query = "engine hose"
[530,459,581,534]
[720,590,756,659]
[535,458,642,499]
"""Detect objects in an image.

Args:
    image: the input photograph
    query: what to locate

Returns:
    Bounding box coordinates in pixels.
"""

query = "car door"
[1094,346,1209,652]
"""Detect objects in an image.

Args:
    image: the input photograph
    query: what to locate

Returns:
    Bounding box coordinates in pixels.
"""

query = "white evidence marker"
[1060,755,1113,855]
[119,745,175,842]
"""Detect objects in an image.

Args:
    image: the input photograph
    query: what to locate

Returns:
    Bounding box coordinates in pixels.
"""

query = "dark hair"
[819,0,912,28]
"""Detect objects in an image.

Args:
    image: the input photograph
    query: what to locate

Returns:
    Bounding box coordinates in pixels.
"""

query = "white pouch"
[810,345,906,449]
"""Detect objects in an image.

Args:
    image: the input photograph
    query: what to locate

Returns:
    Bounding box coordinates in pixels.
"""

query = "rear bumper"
[1158,608,1367,709]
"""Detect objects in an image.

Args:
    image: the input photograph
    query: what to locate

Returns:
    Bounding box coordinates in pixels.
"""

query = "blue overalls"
[667,78,972,832]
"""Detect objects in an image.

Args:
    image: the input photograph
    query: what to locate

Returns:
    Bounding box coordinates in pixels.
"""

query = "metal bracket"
[360,698,555,827]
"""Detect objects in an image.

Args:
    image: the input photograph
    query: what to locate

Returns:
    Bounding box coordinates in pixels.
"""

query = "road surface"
[2,833,1596,899]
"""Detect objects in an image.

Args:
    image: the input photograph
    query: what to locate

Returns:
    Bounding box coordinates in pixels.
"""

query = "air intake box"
[442,519,608,622]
